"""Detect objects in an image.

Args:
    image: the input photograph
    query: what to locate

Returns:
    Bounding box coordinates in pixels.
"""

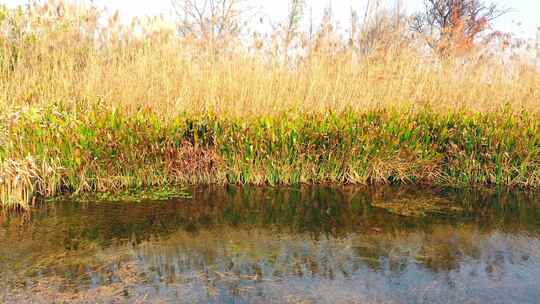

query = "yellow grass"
[0,1,538,118]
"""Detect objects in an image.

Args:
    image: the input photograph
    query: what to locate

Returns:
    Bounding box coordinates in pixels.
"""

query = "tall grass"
[1,1,539,209]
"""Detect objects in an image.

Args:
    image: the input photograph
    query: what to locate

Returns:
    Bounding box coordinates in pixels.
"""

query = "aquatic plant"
[2,107,540,209]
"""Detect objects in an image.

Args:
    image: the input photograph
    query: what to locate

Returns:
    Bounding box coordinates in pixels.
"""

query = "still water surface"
[1,186,540,303]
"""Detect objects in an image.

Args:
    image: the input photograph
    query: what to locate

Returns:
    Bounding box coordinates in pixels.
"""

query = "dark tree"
[411,0,509,55]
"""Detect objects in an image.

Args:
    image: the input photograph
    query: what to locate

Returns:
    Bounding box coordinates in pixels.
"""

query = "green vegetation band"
[1,107,539,209]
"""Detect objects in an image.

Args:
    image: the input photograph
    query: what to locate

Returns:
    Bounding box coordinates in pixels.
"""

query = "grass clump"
[0,2,539,209]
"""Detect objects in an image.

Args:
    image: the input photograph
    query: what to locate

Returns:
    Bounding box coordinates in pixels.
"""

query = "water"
[1,186,540,303]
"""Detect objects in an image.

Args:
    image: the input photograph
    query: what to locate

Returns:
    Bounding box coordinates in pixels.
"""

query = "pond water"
[1,186,540,303]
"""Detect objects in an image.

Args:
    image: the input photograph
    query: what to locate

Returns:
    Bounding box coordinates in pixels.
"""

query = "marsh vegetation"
[0,0,539,209]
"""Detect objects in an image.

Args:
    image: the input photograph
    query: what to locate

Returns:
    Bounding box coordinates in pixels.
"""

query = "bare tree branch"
[411,0,510,55]
[171,0,247,43]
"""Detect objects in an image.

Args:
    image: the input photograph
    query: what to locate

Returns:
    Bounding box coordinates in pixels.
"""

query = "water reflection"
[1,186,540,303]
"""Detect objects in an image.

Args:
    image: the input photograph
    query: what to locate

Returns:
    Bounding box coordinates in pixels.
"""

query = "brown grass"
[164,143,223,183]
[0,157,64,210]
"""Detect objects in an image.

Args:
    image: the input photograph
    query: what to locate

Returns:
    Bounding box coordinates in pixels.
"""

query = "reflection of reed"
[2,222,540,303]
[2,186,540,302]
[126,225,540,303]
[133,224,539,279]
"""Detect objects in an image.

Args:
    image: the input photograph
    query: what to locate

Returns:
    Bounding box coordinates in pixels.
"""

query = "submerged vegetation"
[1,1,539,209]
[49,187,192,204]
